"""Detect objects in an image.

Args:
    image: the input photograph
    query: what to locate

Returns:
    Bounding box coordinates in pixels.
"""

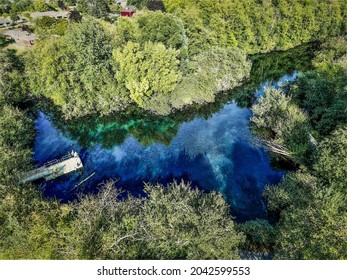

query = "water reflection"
[33,43,318,221]
[46,42,316,149]
[34,72,298,222]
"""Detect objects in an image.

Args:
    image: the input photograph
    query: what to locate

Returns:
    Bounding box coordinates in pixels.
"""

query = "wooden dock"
[20,151,83,184]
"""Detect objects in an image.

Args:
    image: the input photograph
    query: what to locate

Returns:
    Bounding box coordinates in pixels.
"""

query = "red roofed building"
[120,10,135,17]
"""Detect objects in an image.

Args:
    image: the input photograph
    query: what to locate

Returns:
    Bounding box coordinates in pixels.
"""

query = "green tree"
[138,181,243,259]
[113,41,182,114]
[68,10,82,22]
[108,16,140,48]
[65,184,142,259]
[237,219,276,253]
[67,181,244,259]
[264,171,319,214]
[35,16,68,36]
[10,0,33,14]
[190,47,251,93]
[27,17,128,119]
[314,128,347,193]
[77,0,110,18]
[9,12,19,22]
[0,184,71,259]
[273,186,347,259]
[57,0,66,10]
[0,49,29,107]
[285,71,347,137]
[264,169,347,259]
[168,5,210,56]
[0,105,34,185]
[312,36,347,86]
[162,0,347,55]
[171,47,251,109]
[32,0,52,12]
[251,87,313,164]
[147,0,166,11]
[264,127,347,259]
[0,34,9,48]
[136,11,187,57]
[313,37,347,71]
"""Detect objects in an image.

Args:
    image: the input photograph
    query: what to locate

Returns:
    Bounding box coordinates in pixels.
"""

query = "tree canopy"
[114,41,181,113]
[251,87,313,164]
[264,165,347,260]
[76,0,110,18]
[0,181,244,259]
[27,13,251,119]
[162,0,347,55]
[0,49,29,106]
[257,37,347,259]
[27,17,129,119]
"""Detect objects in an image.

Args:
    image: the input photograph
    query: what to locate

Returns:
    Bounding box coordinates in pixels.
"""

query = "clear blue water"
[33,73,296,222]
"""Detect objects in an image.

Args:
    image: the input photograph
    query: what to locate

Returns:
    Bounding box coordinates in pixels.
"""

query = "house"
[4,29,36,46]
[120,10,135,17]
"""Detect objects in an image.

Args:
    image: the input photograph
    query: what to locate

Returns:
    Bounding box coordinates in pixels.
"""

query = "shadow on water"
[33,42,318,222]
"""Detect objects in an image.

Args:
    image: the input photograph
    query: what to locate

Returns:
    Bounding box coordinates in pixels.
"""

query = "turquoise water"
[33,73,296,222]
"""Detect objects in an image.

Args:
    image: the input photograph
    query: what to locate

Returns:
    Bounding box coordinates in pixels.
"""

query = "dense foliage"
[162,0,347,55]
[27,18,124,119]
[0,0,55,17]
[27,14,251,118]
[264,131,347,259]
[0,49,29,106]
[34,16,68,36]
[0,105,34,185]
[251,87,312,164]
[76,0,110,18]
[252,36,347,259]
[171,47,251,110]
[0,181,244,259]
[26,1,347,120]
[0,50,34,185]
[314,129,347,194]
[284,72,347,137]
[0,0,33,16]
[236,219,276,254]
[42,43,314,150]
[283,36,347,137]
[0,184,64,259]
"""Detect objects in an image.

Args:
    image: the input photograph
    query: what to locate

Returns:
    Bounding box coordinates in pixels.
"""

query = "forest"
[0,0,347,260]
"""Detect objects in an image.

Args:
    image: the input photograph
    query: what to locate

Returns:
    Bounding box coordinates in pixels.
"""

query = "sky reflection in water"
[33,73,296,222]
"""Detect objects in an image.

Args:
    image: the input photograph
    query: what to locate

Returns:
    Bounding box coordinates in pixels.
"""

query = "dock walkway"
[21,151,83,184]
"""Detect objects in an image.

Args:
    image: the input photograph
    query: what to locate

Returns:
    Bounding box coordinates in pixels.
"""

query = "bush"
[251,87,313,164]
